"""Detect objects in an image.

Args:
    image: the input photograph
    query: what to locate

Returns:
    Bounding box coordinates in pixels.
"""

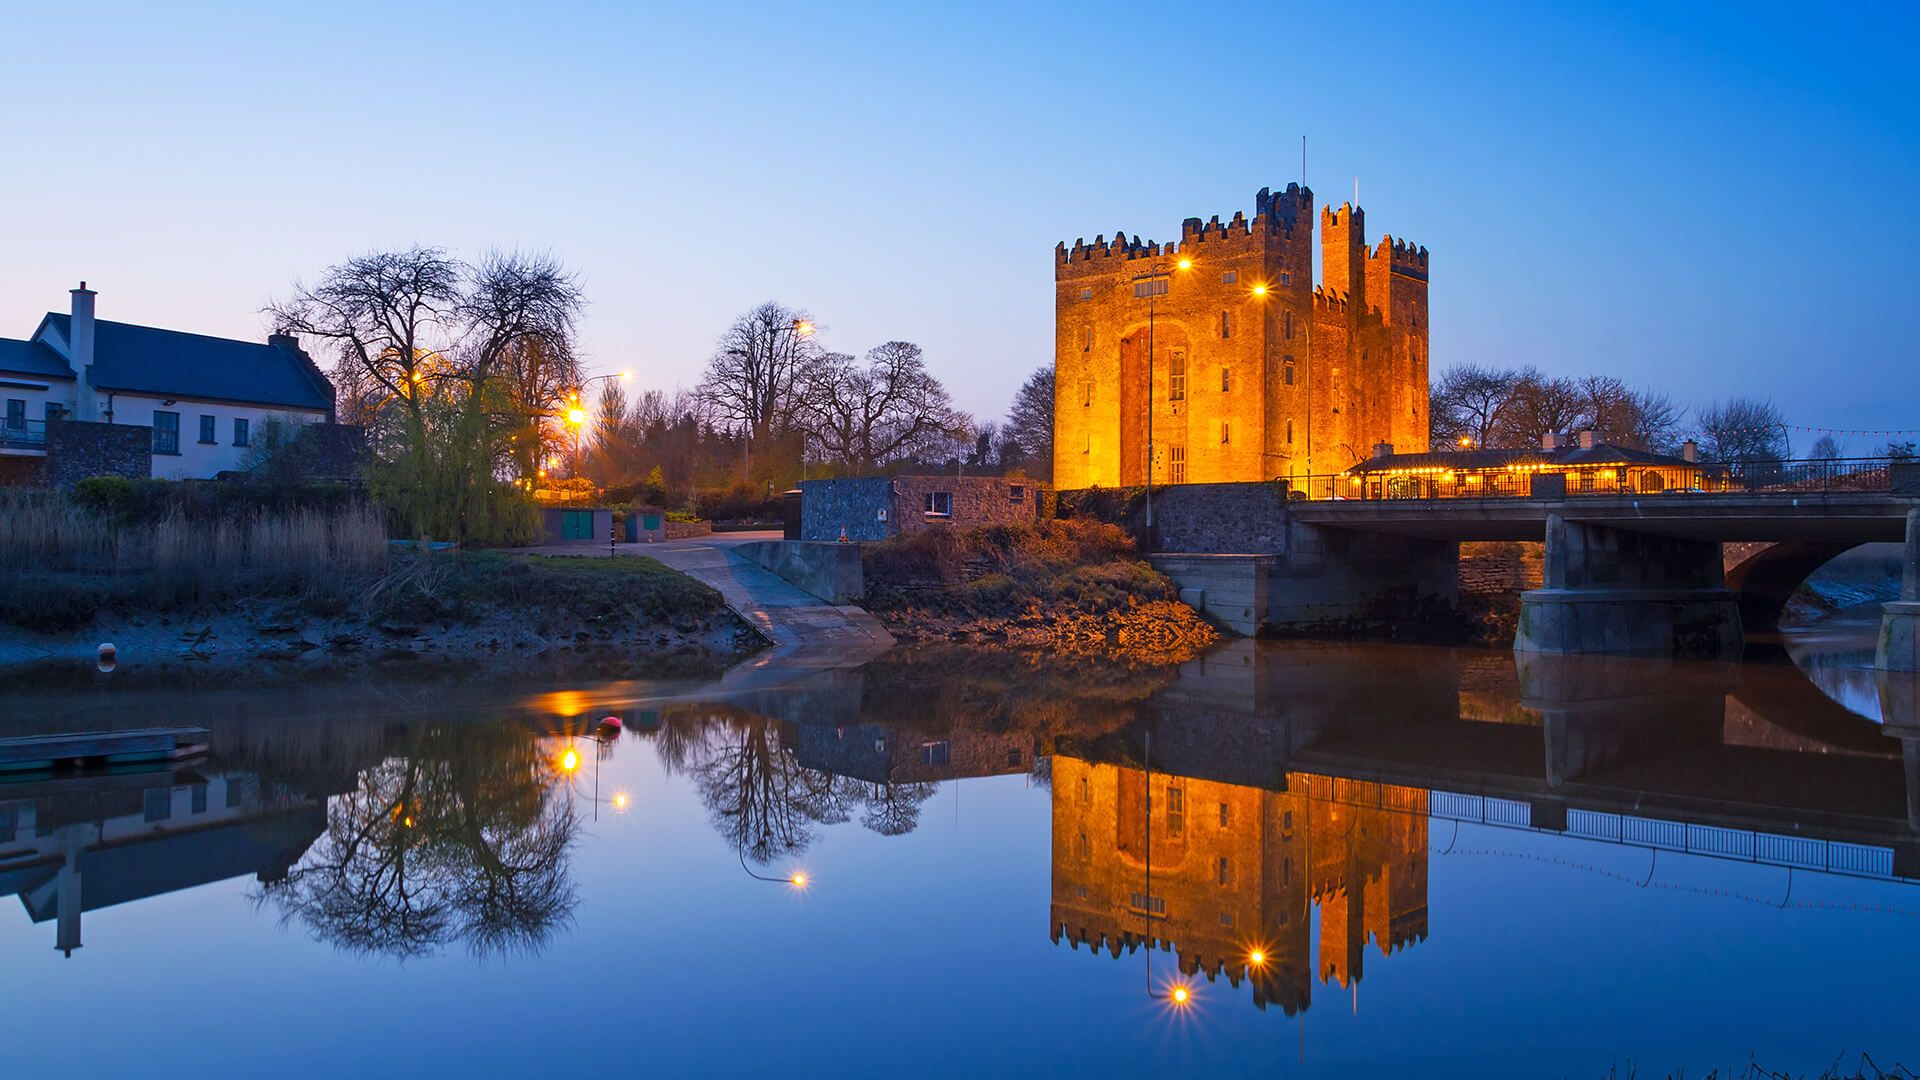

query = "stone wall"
[1151,482,1290,554]
[799,477,893,542]
[44,420,152,488]
[1459,541,1543,596]
[799,476,1041,542]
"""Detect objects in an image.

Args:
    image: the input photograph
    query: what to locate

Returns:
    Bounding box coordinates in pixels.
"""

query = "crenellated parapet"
[1367,235,1430,281]
[1055,183,1316,275]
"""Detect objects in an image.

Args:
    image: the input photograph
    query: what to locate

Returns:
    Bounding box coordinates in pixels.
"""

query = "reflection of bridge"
[1153,481,1920,664]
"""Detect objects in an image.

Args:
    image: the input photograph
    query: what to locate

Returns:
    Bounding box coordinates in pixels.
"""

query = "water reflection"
[3,634,1918,1032]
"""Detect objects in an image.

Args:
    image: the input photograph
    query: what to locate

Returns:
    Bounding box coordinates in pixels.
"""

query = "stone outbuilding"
[797,475,1043,542]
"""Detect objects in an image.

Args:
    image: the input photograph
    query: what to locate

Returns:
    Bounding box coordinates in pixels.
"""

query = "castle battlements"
[1368,235,1430,278]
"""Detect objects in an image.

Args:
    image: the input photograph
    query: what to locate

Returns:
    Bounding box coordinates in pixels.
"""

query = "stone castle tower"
[1052,184,1430,488]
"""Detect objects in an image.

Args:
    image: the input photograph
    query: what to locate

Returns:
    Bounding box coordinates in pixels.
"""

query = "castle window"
[1219,310,1232,338]
[1169,446,1186,483]
[1220,421,1230,445]
[1079,775,1090,803]
[1076,885,1088,899]
[1217,857,1234,886]
[1220,912,1235,927]
[1077,832,1091,858]
[924,491,952,518]
[1167,352,1186,401]
[1082,326,1093,352]
[1218,801,1229,826]
[1009,484,1025,502]
[1280,272,1291,286]
[1284,356,1295,386]
[921,741,949,765]
[1286,419,1294,444]
[1132,276,1169,299]
[1221,270,1237,285]
[1284,311,1293,339]
[1079,287,1092,301]
[1220,366,1231,393]
[1083,434,1091,454]
[1128,893,1167,917]
[1082,380,1093,407]
[1166,785,1185,834]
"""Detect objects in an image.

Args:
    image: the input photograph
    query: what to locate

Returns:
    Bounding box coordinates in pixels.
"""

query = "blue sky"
[3,1,1914,446]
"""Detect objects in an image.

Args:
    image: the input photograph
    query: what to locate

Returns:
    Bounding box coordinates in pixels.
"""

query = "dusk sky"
[4,1,1914,448]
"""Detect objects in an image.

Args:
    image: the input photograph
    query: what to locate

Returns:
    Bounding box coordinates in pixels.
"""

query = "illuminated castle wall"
[1048,757,1428,1014]
[1053,185,1431,487]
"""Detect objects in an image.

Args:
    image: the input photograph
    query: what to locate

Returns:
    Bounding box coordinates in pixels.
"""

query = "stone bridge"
[1139,483,1920,666]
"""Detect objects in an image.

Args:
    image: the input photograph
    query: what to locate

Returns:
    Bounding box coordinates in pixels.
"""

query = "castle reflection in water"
[3,633,1916,1020]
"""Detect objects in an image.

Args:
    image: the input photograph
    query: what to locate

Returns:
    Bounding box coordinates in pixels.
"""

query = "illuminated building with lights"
[1048,757,1428,1015]
[1339,432,1705,499]
[1053,185,1430,487]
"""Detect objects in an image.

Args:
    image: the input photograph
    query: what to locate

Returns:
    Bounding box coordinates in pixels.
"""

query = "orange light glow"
[1176,258,1192,270]
[560,749,580,773]
[613,793,629,809]
[618,370,634,379]
[789,872,808,888]
[1249,949,1266,966]
[567,408,587,425]
[794,321,814,336]
[1170,985,1191,1006]
[402,816,414,828]
[1251,284,1267,296]
[1459,436,1473,447]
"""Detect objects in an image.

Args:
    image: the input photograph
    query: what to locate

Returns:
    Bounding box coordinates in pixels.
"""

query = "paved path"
[516,532,895,684]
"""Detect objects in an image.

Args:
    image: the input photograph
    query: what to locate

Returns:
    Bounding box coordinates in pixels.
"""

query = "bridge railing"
[1289,456,1913,502]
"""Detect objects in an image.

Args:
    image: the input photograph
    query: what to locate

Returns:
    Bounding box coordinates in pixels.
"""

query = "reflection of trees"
[254,725,579,960]
[663,708,936,863]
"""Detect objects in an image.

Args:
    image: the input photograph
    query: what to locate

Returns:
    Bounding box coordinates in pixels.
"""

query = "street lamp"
[558,372,631,481]
[1134,259,1192,537]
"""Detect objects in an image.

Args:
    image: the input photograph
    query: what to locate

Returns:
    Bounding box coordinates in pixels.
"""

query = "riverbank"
[0,552,763,677]
[859,519,1217,662]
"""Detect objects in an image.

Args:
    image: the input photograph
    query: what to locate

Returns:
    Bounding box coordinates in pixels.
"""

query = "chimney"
[268,332,299,350]
[1372,441,1394,460]
[1541,432,1563,451]
[1682,439,1698,463]
[1578,430,1597,450]
[70,282,99,421]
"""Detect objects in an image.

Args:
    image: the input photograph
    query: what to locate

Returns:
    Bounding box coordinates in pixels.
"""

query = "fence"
[1291,456,1911,502]
[0,418,47,450]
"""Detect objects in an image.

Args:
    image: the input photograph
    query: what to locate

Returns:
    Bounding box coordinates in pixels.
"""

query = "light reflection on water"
[0,637,1917,1076]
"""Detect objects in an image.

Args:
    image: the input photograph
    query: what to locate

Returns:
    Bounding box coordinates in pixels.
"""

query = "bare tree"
[798,341,970,471]
[1002,366,1055,481]
[1493,370,1586,449]
[1696,398,1789,462]
[1809,434,1840,460]
[697,302,820,450]
[1627,390,1685,454]
[1429,364,1522,450]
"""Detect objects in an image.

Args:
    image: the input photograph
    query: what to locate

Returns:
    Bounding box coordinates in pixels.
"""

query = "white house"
[0,283,335,479]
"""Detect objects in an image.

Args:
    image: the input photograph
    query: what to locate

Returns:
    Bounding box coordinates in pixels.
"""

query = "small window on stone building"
[1221,366,1231,393]
[921,741,949,765]
[1280,272,1291,285]
[1079,287,1092,301]
[1219,802,1230,827]
[1083,434,1091,455]
[1076,885,1089,899]
[1169,445,1186,483]
[198,415,216,444]
[1220,912,1236,927]
[1286,419,1294,444]
[1082,380,1094,407]
[1133,276,1169,299]
[1219,310,1232,338]
[1284,356,1295,386]
[1166,785,1185,833]
[1220,421,1230,445]
[1006,748,1022,767]
[1284,310,1294,339]
[1079,775,1090,804]
[1362,348,1369,361]
[1217,857,1234,886]
[924,491,953,518]
[1082,326,1093,352]
[1008,485,1025,503]
[1168,351,1186,401]
[1077,832,1091,858]
[1221,270,1237,284]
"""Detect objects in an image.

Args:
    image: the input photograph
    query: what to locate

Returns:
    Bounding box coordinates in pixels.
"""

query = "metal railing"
[0,418,46,450]
[1288,456,1913,502]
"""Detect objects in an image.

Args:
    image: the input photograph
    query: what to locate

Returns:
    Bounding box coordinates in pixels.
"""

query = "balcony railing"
[1291,456,1915,502]
[0,418,47,450]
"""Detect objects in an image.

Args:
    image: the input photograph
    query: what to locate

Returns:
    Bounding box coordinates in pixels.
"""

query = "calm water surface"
[2,631,1917,1077]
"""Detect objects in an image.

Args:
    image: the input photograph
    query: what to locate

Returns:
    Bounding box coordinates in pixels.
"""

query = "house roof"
[38,313,334,413]
[1348,442,1695,474]
[0,336,75,379]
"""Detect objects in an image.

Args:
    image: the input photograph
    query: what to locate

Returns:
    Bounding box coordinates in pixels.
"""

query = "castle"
[1052,184,1430,487]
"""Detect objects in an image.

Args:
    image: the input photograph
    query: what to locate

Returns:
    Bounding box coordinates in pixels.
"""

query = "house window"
[1078,287,1092,301]
[191,784,208,814]
[1217,857,1234,886]
[1168,446,1186,483]
[1133,276,1169,299]
[1006,748,1022,767]
[921,741,950,766]
[1283,356,1295,386]
[1221,367,1232,393]
[233,417,250,447]
[4,399,22,429]
[199,415,217,444]
[152,410,180,454]
[1009,485,1025,502]
[1220,421,1231,445]
[924,491,953,518]
[44,402,66,422]
[1166,785,1185,834]
[143,788,172,822]
[1168,351,1186,401]
[1219,310,1232,338]
[1081,380,1094,407]
[1221,270,1238,284]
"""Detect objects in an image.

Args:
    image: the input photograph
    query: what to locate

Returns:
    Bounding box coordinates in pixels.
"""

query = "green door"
[641,514,662,532]
[562,510,593,540]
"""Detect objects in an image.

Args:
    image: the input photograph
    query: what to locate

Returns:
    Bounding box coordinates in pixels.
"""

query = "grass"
[360,552,728,633]
[862,518,1181,618]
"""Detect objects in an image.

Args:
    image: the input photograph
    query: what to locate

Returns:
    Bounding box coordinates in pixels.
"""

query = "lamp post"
[1133,259,1191,535]
[559,371,633,481]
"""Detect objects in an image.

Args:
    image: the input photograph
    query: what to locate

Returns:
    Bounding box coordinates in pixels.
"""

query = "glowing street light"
[1251,283,1267,297]
[1169,984,1192,1007]
[1249,949,1266,967]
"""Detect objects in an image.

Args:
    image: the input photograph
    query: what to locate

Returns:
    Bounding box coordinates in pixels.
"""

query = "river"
[0,625,1915,1076]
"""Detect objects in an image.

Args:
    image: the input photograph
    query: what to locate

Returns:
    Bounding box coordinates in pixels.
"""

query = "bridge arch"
[1723,541,1862,634]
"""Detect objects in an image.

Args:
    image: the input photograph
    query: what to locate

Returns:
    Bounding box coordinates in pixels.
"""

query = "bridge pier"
[1515,514,1742,659]
[1876,510,1920,672]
